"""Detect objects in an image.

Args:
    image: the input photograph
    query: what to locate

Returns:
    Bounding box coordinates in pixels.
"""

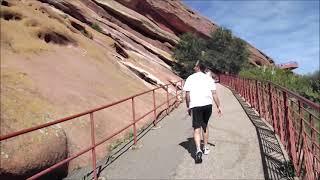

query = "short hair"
[196,61,206,73]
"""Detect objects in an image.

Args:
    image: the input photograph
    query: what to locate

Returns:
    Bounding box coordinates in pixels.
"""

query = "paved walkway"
[66,84,265,179]
[96,84,265,179]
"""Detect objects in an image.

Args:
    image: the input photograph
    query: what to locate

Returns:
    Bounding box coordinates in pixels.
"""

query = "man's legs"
[203,126,209,148]
[202,105,212,155]
[202,126,210,155]
[192,106,203,163]
[194,128,201,152]
[194,127,202,163]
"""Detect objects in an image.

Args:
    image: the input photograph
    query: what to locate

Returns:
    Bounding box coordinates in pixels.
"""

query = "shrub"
[91,23,103,33]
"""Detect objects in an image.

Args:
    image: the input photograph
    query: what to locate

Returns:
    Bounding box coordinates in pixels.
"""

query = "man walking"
[183,61,222,164]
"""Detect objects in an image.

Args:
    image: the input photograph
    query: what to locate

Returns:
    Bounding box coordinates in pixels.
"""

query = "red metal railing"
[0,80,184,179]
[220,74,320,180]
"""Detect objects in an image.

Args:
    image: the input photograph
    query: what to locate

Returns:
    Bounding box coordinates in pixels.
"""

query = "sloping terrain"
[0,0,274,178]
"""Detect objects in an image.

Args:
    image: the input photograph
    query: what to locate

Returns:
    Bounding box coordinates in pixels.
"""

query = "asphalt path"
[98,84,265,179]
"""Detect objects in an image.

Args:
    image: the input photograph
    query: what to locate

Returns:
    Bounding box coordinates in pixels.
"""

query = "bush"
[91,23,103,33]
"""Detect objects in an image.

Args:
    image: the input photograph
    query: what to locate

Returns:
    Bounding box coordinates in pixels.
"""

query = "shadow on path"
[179,138,215,163]
[233,91,294,180]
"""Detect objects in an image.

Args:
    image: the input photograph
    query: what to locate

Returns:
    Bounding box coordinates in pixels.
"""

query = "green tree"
[204,27,249,74]
[173,33,206,78]
[306,70,320,96]
[173,27,249,77]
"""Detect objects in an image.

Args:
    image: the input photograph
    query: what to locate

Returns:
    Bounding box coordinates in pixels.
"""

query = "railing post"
[247,80,250,104]
[152,90,157,126]
[236,78,239,92]
[260,81,266,118]
[302,132,315,180]
[175,82,178,103]
[273,86,279,135]
[249,80,254,107]
[244,79,247,99]
[242,78,244,97]
[268,83,275,127]
[249,80,252,102]
[90,113,97,180]
[166,85,169,114]
[309,113,315,176]
[255,80,261,115]
[243,78,246,98]
[296,100,303,177]
[288,99,299,173]
[181,81,184,100]
[246,79,249,100]
[238,77,240,95]
[278,91,285,145]
[132,97,137,145]
[235,77,237,91]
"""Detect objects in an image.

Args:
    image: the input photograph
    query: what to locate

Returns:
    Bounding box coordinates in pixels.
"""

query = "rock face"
[116,0,217,38]
[1,0,274,179]
[94,0,179,45]
[247,44,274,66]
[0,128,67,179]
[115,0,274,66]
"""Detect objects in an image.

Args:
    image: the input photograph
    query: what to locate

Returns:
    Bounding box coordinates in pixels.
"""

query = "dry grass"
[0,68,55,134]
[0,0,112,60]
[0,0,148,130]
[1,3,70,53]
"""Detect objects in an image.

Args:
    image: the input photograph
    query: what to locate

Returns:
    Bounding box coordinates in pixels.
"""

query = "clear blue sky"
[183,0,319,74]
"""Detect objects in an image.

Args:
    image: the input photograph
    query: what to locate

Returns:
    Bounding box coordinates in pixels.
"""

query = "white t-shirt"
[206,71,212,78]
[183,72,216,108]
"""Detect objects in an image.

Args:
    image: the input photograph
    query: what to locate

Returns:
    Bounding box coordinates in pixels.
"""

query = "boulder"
[0,127,67,179]
[0,62,68,179]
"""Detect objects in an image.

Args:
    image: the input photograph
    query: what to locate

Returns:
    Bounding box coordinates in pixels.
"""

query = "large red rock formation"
[116,0,274,66]
[116,0,217,38]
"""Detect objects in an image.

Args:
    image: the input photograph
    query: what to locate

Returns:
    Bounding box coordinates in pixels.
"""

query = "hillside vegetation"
[240,67,320,104]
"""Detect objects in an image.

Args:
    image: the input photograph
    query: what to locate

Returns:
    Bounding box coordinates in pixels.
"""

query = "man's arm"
[185,91,190,108]
[212,90,222,115]
[185,91,191,115]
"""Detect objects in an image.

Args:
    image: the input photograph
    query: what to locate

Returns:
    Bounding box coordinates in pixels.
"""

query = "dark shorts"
[191,105,212,131]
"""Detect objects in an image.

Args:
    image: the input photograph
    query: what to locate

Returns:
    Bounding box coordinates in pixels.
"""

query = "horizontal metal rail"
[0,80,184,180]
[220,74,319,180]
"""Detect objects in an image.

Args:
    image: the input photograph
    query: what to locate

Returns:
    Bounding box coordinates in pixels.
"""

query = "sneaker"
[195,151,202,164]
[203,147,210,155]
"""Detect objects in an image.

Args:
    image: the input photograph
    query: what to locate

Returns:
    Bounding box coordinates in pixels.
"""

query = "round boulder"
[0,126,68,179]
